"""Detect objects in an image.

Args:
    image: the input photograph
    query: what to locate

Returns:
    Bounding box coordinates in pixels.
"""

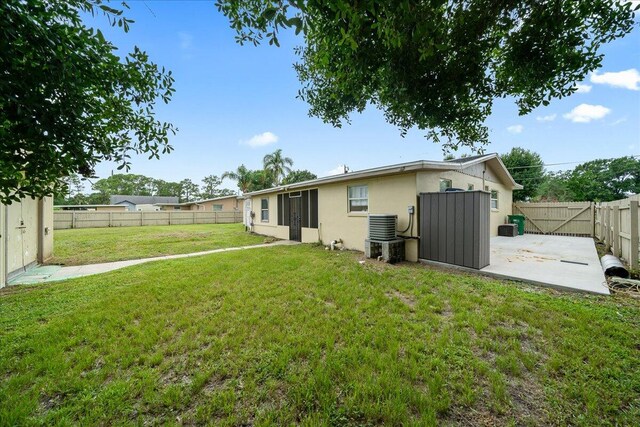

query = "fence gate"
[512,202,594,236]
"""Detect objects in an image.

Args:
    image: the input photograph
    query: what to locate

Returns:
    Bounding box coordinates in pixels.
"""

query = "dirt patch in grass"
[386,289,417,309]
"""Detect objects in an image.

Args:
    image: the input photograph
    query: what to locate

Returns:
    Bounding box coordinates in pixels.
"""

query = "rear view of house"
[246,154,521,262]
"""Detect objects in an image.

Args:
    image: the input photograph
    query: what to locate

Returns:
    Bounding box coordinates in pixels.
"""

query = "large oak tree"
[217,0,637,151]
[1,0,176,203]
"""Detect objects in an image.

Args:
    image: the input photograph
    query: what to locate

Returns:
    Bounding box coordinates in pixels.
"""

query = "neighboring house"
[110,195,179,211]
[1,197,54,287]
[55,204,127,212]
[155,195,242,211]
[246,154,522,262]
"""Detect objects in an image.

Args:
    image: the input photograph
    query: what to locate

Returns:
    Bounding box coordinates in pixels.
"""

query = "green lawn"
[50,223,266,265]
[1,245,639,425]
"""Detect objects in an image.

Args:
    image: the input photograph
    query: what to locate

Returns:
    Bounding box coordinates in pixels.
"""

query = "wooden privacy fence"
[512,202,594,236]
[595,195,640,269]
[54,210,243,230]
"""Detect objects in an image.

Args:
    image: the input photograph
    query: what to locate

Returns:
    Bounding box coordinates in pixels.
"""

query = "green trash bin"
[507,214,525,235]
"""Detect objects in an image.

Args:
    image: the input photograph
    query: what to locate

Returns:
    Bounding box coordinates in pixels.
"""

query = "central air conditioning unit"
[368,214,397,241]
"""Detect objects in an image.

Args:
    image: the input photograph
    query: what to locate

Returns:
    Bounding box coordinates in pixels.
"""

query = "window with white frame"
[490,190,499,209]
[439,178,452,192]
[213,204,223,211]
[348,185,368,212]
[467,183,475,191]
[261,198,269,221]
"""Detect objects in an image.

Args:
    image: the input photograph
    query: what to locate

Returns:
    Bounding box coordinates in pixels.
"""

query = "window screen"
[348,185,368,212]
[261,198,269,222]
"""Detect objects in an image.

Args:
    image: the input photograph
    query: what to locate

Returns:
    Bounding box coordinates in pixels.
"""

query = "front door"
[289,196,302,241]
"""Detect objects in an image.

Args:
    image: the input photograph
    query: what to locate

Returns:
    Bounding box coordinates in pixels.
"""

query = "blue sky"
[87,1,640,191]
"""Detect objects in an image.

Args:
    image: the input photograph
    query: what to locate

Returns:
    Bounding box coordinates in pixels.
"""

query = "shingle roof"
[110,195,179,205]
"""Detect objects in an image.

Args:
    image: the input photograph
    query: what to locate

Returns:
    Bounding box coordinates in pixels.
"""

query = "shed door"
[289,196,302,242]
[6,199,39,275]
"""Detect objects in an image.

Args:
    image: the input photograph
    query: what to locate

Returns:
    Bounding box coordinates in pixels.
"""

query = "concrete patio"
[482,234,609,295]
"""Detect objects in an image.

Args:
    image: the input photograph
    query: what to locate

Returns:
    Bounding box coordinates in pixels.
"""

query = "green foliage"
[179,179,199,203]
[54,174,88,205]
[222,165,253,193]
[566,156,640,202]
[0,0,176,203]
[501,148,544,201]
[263,149,293,185]
[200,175,235,199]
[217,0,637,152]
[536,171,574,202]
[282,169,317,185]
[246,169,275,192]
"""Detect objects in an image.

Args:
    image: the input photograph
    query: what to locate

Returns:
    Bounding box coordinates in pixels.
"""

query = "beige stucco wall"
[40,197,54,263]
[251,193,290,240]
[252,173,420,261]
[416,162,513,236]
[95,205,127,212]
[317,173,420,261]
[189,197,239,211]
[250,162,514,263]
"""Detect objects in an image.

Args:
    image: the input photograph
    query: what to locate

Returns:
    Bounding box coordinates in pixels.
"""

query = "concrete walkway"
[9,240,299,285]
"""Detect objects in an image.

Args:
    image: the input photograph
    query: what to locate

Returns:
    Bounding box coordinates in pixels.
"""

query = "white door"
[6,199,39,276]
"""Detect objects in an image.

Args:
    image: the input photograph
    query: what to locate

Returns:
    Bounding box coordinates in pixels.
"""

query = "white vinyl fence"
[54,210,243,230]
[595,195,640,269]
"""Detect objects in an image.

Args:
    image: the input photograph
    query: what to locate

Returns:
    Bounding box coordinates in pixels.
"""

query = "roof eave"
[245,155,502,197]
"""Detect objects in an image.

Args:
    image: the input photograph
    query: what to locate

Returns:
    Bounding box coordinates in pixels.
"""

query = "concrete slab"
[8,240,299,285]
[482,235,609,295]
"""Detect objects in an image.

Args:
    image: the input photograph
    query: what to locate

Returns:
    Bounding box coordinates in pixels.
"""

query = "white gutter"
[244,153,521,196]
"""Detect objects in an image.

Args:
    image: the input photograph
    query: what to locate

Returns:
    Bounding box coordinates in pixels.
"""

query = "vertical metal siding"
[419,191,490,269]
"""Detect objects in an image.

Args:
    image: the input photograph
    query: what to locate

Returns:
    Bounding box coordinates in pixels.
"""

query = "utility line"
[505,154,640,170]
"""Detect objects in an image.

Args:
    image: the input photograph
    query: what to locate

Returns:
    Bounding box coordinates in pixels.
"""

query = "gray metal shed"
[419,191,490,269]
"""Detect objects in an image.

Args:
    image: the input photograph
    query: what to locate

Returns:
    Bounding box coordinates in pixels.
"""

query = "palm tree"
[221,165,252,194]
[263,149,293,185]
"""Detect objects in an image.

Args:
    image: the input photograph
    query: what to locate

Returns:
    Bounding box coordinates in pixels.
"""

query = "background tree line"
[500,148,640,203]
[56,149,318,205]
[55,174,236,206]
[222,149,317,194]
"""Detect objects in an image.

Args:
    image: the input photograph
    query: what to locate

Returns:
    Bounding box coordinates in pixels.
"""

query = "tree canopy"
[282,170,317,185]
[501,148,544,202]
[566,157,640,202]
[263,149,293,185]
[217,0,637,152]
[1,0,176,203]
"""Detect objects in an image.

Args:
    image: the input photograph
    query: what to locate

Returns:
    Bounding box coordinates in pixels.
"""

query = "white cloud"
[239,131,279,148]
[574,83,592,93]
[610,117,628,126]
[536,114,557,122]
[563,104,611,123]
[507,124,524,134]
[590,69,640,91]
[178,32,193,50]
[326,164,349,176]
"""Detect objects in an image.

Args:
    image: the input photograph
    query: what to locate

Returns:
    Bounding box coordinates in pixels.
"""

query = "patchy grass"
[49,224,265,265]
[2,245,639,425]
